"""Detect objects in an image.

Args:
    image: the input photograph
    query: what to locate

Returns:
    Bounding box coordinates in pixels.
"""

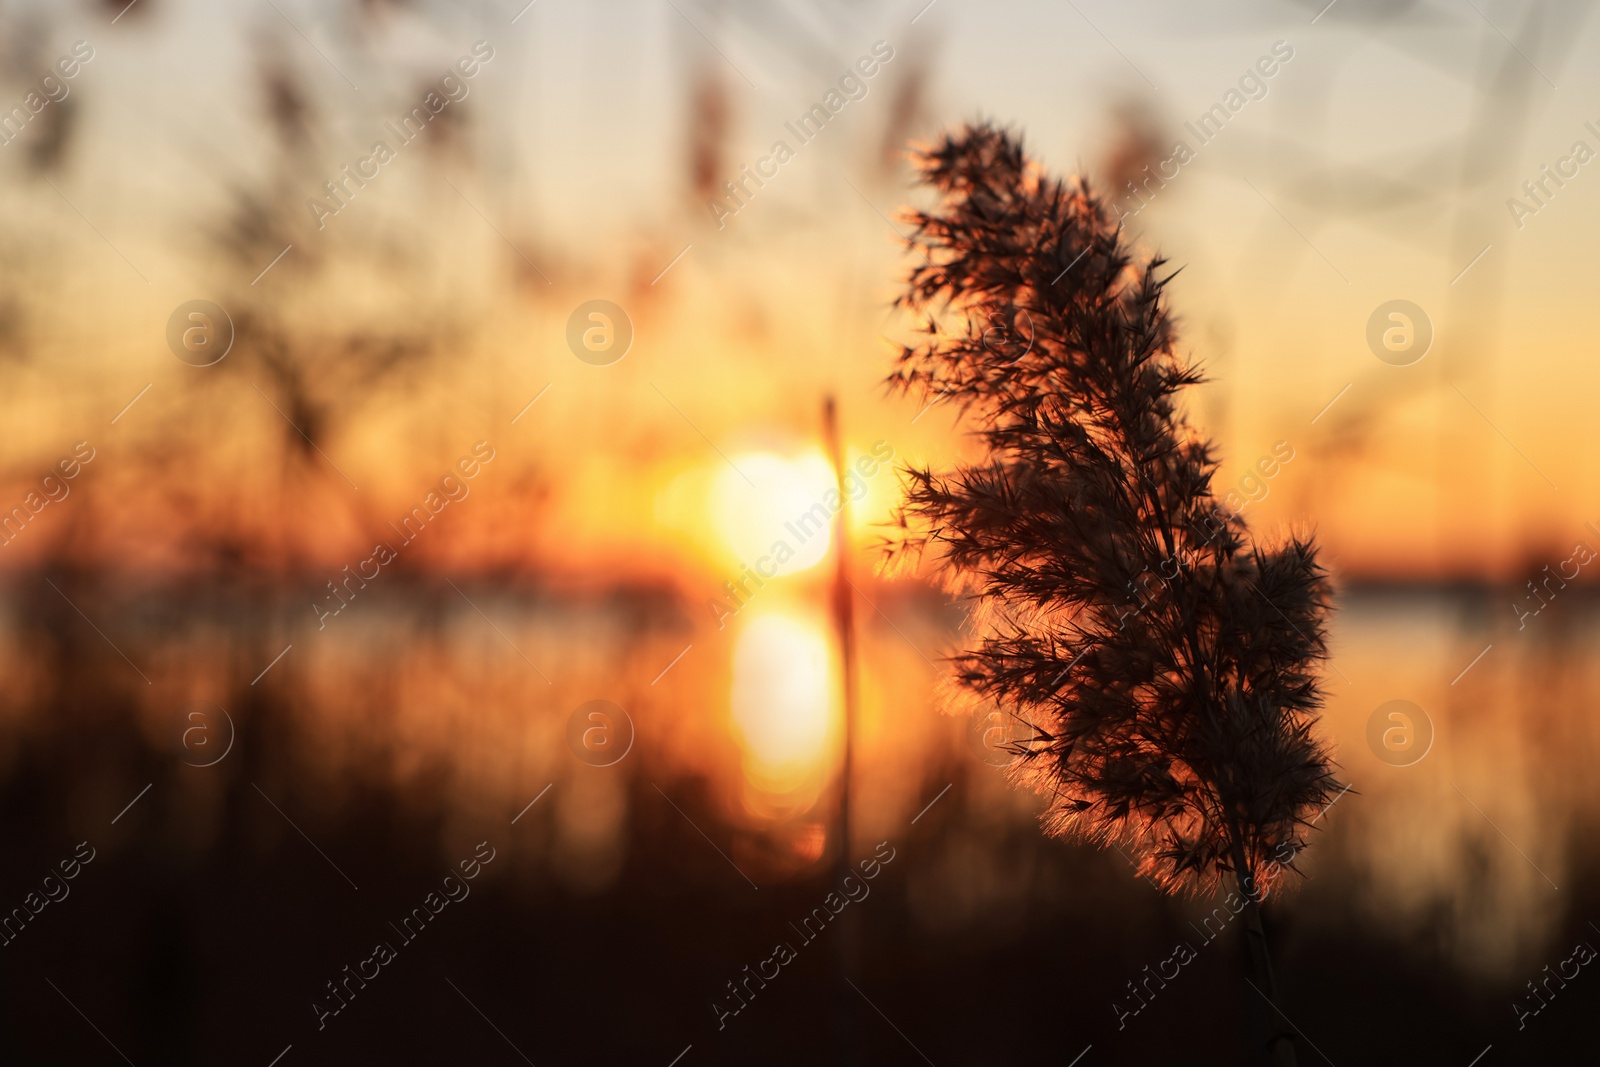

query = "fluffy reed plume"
[885,124,1341,901]
[1099,96,1167,198]
[101,0,152,21]
[686,64,731,205]
[875,53,930,181]
[258,44,311,154]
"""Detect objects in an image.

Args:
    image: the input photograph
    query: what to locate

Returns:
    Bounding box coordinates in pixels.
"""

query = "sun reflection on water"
[729,607,838,816]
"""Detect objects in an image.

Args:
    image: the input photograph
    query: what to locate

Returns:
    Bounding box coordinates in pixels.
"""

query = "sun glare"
[712,451,836,577]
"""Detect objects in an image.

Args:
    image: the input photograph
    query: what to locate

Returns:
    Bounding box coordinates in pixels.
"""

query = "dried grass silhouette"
[885,124,1342,901]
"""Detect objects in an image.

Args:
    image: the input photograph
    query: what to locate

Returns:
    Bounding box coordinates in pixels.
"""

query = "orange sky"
[2,0,1597,583]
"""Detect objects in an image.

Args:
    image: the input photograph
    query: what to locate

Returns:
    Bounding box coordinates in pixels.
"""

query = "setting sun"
[711,451,837,576]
